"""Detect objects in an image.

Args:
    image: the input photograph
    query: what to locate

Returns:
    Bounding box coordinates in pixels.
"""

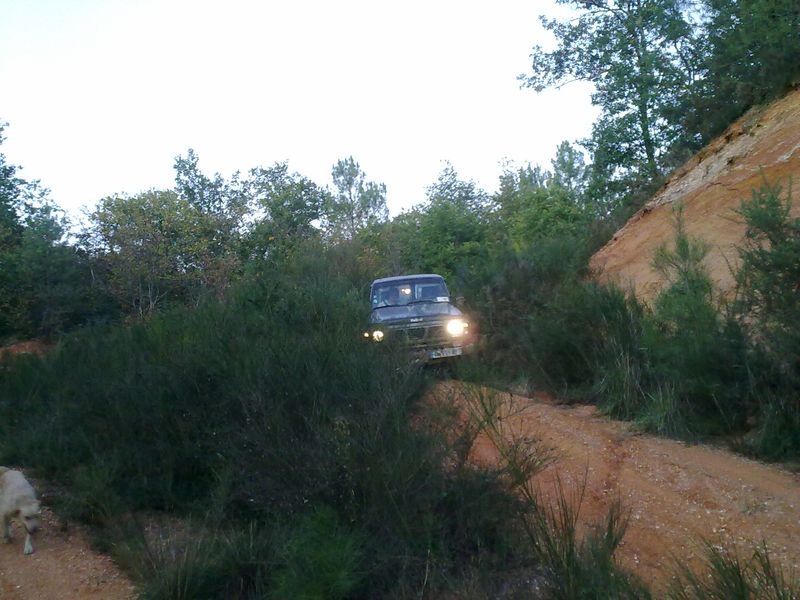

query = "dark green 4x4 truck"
[364,274,475,362]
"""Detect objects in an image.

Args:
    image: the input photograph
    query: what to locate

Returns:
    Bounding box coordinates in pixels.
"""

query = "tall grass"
[669,543,800,600]
[458,385,651,599]
[454,384,799,600]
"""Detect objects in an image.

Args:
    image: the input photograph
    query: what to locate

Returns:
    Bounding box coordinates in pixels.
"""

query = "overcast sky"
[0,0,598,217]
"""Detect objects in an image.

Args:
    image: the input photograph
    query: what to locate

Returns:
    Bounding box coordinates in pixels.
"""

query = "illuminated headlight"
[372,329,385,342]
[446,319,468,336]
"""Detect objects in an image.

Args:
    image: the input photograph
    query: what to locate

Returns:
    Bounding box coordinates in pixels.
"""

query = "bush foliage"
[0,244,529,598]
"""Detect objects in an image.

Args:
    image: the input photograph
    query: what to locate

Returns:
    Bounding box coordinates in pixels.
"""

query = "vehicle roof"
[371,274,444,285]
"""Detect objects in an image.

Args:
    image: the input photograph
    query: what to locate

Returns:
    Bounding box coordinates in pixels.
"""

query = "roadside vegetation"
[470,182,800,462]
[1,0,800,597]
[0,250,530,597]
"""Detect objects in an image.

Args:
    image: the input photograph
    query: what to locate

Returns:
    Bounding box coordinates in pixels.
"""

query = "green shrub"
[468,199,799,455]
[644,210,751,434]
[586,210,752,438]
[737,181,800,378]
[478,234,641,391]
[270,507,363,600]
[726,181,800,460]
[738,394,800,463]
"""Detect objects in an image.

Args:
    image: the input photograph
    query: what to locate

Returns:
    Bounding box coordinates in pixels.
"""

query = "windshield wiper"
[371,299,444,311]
[370,303,402,311]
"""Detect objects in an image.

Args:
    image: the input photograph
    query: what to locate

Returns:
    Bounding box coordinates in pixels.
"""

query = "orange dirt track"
[0,505,134,600]
[436,381,800,593]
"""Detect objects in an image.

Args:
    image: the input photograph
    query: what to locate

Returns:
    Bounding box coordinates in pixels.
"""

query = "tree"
[245,163,328,258]
[413,165,493,282]
[426,162,490,212]
[9,202,110,336]
[495,161,588,248]
[174,148,249,256]
[687,0,800,144]
[496,164,548,221]
[550,140,588,197]
[323,157,388,241]
[736,182,800,383]
[89,190,213,316]
[1,123,114,337]
[0,122,27,251]
[521,1,700,204]
[353,165,493,283]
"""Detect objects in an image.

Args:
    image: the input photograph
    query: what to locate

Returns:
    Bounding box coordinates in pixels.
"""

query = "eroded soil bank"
[591,86,800,302]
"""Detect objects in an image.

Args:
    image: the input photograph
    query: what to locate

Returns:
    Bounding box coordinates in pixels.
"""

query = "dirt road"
[0,504,134,600]
[438,382,800,592]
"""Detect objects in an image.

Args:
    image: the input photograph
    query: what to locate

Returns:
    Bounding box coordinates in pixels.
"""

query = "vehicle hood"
[369,302,462,324]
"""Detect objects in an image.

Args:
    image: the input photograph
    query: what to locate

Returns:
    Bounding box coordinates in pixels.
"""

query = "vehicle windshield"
[371,278,449,309]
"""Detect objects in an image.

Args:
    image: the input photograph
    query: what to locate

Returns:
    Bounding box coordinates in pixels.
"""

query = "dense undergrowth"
[0,245,529,598]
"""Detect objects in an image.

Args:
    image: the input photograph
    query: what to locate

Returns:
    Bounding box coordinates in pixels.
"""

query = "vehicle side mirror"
[454,296,465,307]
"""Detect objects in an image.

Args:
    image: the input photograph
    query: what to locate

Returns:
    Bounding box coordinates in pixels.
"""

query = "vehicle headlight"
[372,329,385,342]
[446,319,468,336]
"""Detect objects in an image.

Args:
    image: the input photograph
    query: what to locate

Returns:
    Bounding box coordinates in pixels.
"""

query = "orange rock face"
[590,86,800,302]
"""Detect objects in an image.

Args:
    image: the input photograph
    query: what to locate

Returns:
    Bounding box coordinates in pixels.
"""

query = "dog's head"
[18,501,41,534]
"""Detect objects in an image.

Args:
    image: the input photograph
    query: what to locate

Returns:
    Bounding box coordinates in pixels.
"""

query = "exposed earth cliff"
[591,86,800,301]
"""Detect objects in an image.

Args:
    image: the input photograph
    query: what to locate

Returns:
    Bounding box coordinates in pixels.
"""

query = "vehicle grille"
[391,323,448,346]
[408,328,425,340]
[427,326,445,339]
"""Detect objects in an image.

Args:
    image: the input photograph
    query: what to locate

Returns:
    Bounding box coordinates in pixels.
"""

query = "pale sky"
[0,0,598,217]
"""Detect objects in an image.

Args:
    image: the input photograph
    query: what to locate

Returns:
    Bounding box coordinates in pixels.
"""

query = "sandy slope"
[436,382,800,593]
[591,86,800,302]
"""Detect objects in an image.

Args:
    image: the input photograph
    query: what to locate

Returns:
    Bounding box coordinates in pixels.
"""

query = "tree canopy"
[520,0,800,212]
[521,0,698,195]
[323,157,388,241]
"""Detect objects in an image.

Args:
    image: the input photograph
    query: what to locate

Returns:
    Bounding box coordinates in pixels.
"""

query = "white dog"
[0,467,41,555]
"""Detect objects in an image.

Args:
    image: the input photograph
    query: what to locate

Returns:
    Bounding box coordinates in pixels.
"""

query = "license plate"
[428,347,463,360]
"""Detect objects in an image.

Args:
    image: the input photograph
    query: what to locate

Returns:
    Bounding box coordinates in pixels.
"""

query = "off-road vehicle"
[364,274,475,362]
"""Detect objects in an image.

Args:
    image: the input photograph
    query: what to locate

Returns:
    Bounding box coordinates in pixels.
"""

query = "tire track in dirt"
[436,382,800,592]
